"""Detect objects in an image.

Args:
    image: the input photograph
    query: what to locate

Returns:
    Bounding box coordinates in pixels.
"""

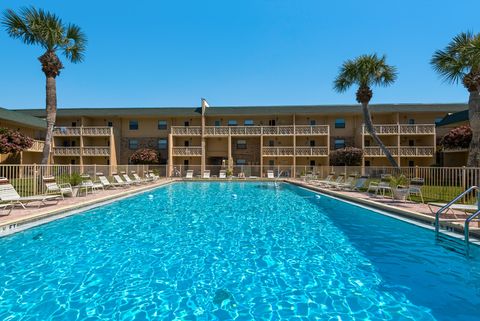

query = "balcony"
[262,147,295,156]
[52,146,110,156]
[364,146,435,157]
[362,124,435,135]
[53,127,112,136]
[171,125,329,136]
[25,140,45,152]
[172,147,202,156]
[295,147,329,156]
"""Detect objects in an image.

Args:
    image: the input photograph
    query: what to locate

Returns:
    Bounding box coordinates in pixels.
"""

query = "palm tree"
[431,32,480,167]
[2,7,86,164]
[333,54,399,168]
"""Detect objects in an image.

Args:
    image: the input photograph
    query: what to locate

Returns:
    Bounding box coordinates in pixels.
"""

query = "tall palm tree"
[2,7,86,164]
[431,32,480,167]
[333,54,399,168]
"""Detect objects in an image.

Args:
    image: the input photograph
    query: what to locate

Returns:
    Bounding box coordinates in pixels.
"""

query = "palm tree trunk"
[40,76,57,165]
[467,89,480,167]
[362,102,399,169]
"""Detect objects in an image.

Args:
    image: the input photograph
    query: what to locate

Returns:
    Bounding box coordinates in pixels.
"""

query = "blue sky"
[0,0,479,109]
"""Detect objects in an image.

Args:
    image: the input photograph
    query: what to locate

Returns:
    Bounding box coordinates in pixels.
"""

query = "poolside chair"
[203,170,211,179]
[336,175,357,190]
[408,178,424,203]
[133,173,151,183]
[345,176,369,191]
[219,170,227,179]
[427,202,478,214]
[122,174,140,185]
[80,175,104,193]
[325,175,345,188]
[42,176,73,200]
[185,170,194,179]
[98,175,124,189]
[367,181,393,198]
[0,183,60,209]
[113,174,130,187]
[148,171,160,181]
[311,173,335,187]
[267,170,275,179]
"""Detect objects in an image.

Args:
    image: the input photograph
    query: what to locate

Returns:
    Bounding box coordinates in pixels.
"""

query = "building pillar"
[227,135,233,170]
[79,127,84,172]
[201,137,206,175]
[292,113,296,178]
[168,133,173,176]
[260,135,263,177]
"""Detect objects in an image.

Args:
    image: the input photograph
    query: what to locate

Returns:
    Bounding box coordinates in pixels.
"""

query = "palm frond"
[62,24,87,63]
[2,8,38,45]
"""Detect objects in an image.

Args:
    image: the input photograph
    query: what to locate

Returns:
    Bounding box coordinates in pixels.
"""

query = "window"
[309,119,316,126]
[184,140,189,147]
[129,120,138,130]
[244,120,254,126]
[409,140,415,146]
[72,122,77,127]
[214,120,221,127]
[71,141,76,147]
[236,139,247,149]
[158,139,167,149]
[268,140,274,147]
[107,121,113,127]
[183,159,189,166]
[268,119,276,126]
[228,120,237,126]
[408,119,415,125]
[236,159,246,165]
[70,159,76,165]
[184,121,190,127]
[309,160,316,166]
[158,120,167,130]
[334,139,346,149]
[365,140,371,147]
[129,139,138,150]
[309,140,315,147]
[365,160,371,167]
[268,160,274,166]
[335,118,346,128]
[408,160,415,167]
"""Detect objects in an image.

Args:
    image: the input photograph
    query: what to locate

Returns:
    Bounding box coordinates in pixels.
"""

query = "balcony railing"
[262,147,295,156]
[52,146,110,156]
[25,140,45,152]
[295,147,329,156]
[364,146,435,157]
[172,125,329,136]
[362,124,435,135]
[172,147,202,156]
[53,127,112,136]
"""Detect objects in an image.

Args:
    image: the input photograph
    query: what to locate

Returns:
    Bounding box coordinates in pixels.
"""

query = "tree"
[330,147,363,166]
[130,148,159,165]
[431,32,480,166]
[0,128,33,154]
[333,54,399,168]
[440,125,472,150]
[2,7,86,164]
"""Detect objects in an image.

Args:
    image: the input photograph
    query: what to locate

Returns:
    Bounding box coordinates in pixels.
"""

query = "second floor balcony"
[171,125,329,137]
[172,146,202,156]
[364,146,435,157]
[362,124,435,135]
[52,146,110,156]
[53,126,113,137]
[262,146,329,156]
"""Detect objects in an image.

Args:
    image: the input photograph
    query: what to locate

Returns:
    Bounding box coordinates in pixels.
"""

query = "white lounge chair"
[267,170,275,179]
[43,176,73,199]
[133,173,151,183]
[98,175,123,189]
[336,175,356,190]
[428,202,478,214]
[80,175,104,193]
[0,183,60,208]
[148,171,160,181]
[344,176,369,191]
[367,181,393,198]
[311,174,335,186]
[203,170,211,179]
[122,174,140,185]
[113,175,130,186]
[408,178,425,203]
[219,170,227,179]
[185,170,194,179]
[325,175,345,188]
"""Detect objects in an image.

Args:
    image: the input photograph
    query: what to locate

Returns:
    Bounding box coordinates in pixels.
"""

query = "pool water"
[0,182,479,320]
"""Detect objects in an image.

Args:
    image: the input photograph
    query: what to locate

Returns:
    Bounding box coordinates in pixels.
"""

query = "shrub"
[0,127,34,154]
[129,148,159,164]
[440,125,472,150]
[330,147,363,166]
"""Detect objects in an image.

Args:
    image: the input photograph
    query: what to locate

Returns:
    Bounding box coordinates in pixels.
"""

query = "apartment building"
[14,103,466,174]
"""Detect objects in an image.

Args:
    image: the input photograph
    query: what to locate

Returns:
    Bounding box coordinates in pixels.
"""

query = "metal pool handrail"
[435,185,478,237]
[465,210,480,253]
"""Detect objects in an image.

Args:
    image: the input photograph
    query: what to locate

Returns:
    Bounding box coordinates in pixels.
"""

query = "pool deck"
[287,179,480,238]
[0,179,176,237]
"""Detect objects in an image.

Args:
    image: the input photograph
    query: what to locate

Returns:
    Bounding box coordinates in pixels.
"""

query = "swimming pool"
[0,182,479,320]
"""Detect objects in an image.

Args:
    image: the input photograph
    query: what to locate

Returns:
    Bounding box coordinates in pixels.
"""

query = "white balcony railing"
[262,147,295,156]
[362,124,435,135]
[172,125,329,136]
[364,146,435,157]
[172,147,202,156]
[295,147,329,156]
[82,146,110,156]
[26,140,45,152]
[53,127,112,136]
[52,147,81,156]
[52,146,110,156]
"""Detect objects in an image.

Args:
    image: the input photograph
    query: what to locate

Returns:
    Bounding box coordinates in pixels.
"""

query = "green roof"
[15,103,468,117]
[0,107,46,129]
[436,110,469,127]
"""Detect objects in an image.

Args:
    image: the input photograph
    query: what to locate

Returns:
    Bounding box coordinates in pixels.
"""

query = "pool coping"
[0,179,177,237]
[287,179,480,242]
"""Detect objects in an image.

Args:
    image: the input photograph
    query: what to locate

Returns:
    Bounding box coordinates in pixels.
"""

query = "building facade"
[11,103,466,174]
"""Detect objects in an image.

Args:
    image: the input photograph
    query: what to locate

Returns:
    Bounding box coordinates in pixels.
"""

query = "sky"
[0,0,479,109]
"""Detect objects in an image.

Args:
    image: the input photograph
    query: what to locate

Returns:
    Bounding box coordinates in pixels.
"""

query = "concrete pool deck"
[0,179,176,236]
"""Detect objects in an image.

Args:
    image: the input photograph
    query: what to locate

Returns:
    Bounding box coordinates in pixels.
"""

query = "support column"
[260,135,263,177]
[168,133,173,176]
[293,114,296,178]
[228,135,233,170]
[201,137,206,175]
[397,124,401,167]
[79,127,84,173]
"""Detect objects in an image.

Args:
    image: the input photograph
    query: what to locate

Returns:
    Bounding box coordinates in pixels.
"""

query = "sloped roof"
[436,110,469,127]
[0,107,46,129]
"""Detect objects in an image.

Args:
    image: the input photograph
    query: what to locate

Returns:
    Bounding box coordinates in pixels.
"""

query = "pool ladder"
[435,186,480,254]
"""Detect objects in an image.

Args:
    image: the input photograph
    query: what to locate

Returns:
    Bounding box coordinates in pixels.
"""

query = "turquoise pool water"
[0,182,479,320]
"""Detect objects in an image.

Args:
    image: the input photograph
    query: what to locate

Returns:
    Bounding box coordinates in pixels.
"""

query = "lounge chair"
[203,170,211,179]
[43,176,73,200]
[148,171,160,180]
[122,174,140,185]
[0,183,60,209]
[344,176,369,191]
[428,202,478,215]
[80,175,104,193]
[267,170,275,179]
[133,173,151,183]
[98,175,123,189]
[367,181,393,198]
[185,170,194,179]
[408,178,425,203]
[336,175,356,190]
[219,170,227,179]
[113,174,130,186]
[310,173,335,186]
[325,175,345,188]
